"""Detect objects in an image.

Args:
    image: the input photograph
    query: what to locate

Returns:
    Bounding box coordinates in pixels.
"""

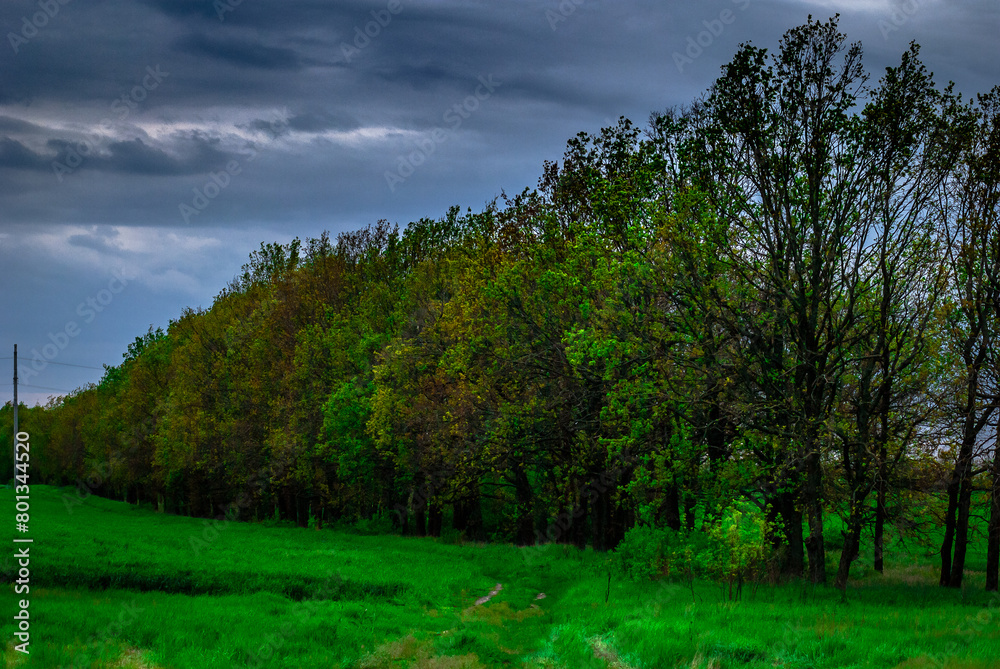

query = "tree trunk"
[660,482,682,531]
[950,438,976,587]
[428,502,442,537]
[593,483,610,552]
[297,495,309,528]
[514,465,534,546]
[399,508,411,536]
[874,454,887,573]
[940,474,960,586]
[610,497,630,550]
[414,502,427,537]
[453,499,468,532]
[942,432,975,588]
[466,494,485,542]
[571,496,589,550]
[834,506,863,590]
[706,399,727,473]
[608,466,630,549]
[805,448,827,585]
[987,431,1000,591]
[780,492,805,577]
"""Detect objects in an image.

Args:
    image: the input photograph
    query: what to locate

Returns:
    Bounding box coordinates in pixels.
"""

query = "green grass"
[3,486,1000,668]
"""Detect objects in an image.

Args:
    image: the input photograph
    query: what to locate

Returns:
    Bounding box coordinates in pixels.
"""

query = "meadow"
[3,485,1000,668]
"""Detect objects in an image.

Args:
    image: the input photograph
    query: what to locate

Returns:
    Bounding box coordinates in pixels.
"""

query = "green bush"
[612,524,713,582]
[614,501,777,597]
[703,502,778,598]
[613,524,670,580]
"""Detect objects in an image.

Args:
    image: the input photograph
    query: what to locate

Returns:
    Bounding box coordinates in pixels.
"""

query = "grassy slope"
[2,486,999,668]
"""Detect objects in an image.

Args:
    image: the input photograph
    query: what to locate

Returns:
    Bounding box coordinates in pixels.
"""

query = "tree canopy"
[7,17,1000,592]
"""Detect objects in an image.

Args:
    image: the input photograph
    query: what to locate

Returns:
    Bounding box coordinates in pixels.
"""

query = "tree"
[829,44,959,589]
[701,16,880,583]
[938,87,1000,589]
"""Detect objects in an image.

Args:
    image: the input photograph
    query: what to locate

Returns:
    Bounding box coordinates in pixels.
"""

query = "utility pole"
[12,344,17,443]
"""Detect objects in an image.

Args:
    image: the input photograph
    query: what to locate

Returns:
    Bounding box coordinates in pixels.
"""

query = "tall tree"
[703,16,878,583]
[939,87,1000,589]
[830,44,957,589]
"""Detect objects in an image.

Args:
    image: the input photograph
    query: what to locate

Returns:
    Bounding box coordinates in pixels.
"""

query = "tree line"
[5,18,999,591]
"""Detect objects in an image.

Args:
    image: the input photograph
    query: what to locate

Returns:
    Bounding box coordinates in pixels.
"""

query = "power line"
[1,383,77,393]
[6,383,75,394]
[36,360,105,371]
[3,355,105,370]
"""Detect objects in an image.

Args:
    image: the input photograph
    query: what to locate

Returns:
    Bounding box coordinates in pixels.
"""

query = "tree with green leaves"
[937,87,1000,589]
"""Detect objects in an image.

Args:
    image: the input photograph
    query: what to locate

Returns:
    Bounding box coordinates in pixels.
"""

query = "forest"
[4,17,999,594]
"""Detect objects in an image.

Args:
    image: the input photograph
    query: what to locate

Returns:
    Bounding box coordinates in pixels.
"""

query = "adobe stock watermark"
[52,65,170,182]
[384,74,501,192]
[178,116,288,224]
[214,0,246,22]
[878,0,922,40]
[21,268,135,383]
[338,0,407,63]
[7,0,73,54]
[672,0,751,73]
[546,0,587,32]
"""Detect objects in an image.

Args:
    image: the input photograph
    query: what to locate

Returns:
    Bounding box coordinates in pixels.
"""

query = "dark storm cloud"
[66,226,122,253]
[0,114,43,133]
[245,109,360,136]
[137,0,352,27]
[90,136,236,176]
[173,33,304,71]
[1,132,239,177]
[0,137,48,170]
[1,1,994,217]
[288,110,359,133]
[136,0,239,22]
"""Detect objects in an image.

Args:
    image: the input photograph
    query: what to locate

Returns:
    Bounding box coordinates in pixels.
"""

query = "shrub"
[613,524,670,581]
[613,500,778,599]
[703,502,777,599]
[612,524,712,582]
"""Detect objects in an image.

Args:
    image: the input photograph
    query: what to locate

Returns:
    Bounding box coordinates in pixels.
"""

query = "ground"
[2,486,999,668]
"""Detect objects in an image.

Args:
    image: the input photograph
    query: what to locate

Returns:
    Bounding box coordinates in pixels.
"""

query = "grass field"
[3,485,1000,668]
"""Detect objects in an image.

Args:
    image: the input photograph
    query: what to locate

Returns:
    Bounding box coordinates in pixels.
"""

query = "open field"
[3,486,1000,668]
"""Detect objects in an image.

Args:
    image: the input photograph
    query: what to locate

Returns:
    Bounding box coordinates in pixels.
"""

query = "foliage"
[703,503,778,598]
[18,17,1000,594]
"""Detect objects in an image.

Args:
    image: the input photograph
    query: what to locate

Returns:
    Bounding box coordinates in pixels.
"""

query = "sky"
[0,0,997,406]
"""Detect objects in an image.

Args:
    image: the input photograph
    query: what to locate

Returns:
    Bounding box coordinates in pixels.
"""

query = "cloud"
[0,137,50,170]
[1,132,242,177]
[173,33,304,71]
[0,115,45,134]
[0,0,995,405]
[287,110,360,133]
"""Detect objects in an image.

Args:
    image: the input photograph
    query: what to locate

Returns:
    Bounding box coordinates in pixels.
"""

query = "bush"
[613,524,713,582]
[703,502,777,598]
[613,524,670,580]
[614,501,778,598]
